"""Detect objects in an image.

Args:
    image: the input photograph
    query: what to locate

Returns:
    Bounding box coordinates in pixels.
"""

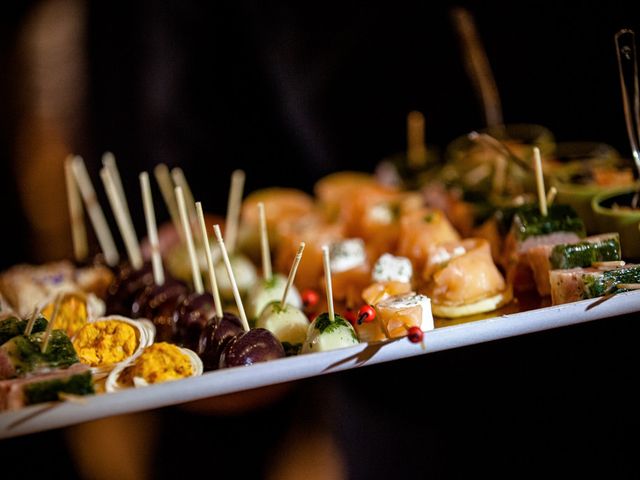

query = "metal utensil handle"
[615,29,640,174]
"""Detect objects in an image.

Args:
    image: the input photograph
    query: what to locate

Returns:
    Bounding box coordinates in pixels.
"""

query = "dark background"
[2,1,640,478]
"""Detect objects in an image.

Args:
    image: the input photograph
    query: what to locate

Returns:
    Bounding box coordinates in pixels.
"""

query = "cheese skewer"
[322,246,335,322]
[407,111,428,168]
[70,156,119,266]
[281,242,305,309]
[64,155,88,262]
[196,202,223,318]
[40,293,62,353]
[102,152,133,234]
[258,202,272,281]
[175,186,204,294]
[214,224,250,332]
[225,170,245,255]
[153,164,183,241]
[101,167,143,269]
[140,172,165,286]
[533,147,548,217]
[171,167,198,237]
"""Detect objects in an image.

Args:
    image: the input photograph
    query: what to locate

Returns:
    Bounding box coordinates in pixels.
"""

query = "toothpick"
[102,152,133,233]
[225,170,245,255]
[407,111,428,168]
[101,167,143,269]
[213,225,249,331]
[171,167,198,236]
[196,202,223,318]
[175,186,204,294]
[70,156,120,266]
[281,242,305,309]
[258,202,272,281]
[64,155,88,262]
[140,172,165,286]
[546,186,558,206]
[451,7,503,129]
[322,246,335,322]
[616,283,640,290]
[468,131,532,172]
[41,293,62,353]
[491,154,507,197]
[24,307,40,336]
[533,147,547,217]
[153,164,184,241]
[593,260,626,269]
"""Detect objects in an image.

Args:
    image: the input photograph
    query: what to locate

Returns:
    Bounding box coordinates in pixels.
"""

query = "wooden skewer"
[70,156,120,266]
[64,155,88,262]
[468,131,532,172]
[24,307,40,336]
[451,7,504,129]
[175,186,204,294]
[258,202,272,281]
[102,152,133,233]
[171,167,198,235]
[491,154,507,197]
[322,246,335,322]
[546,186,558,206]
[616,283,640,290]
[140,172,165,286]
[407,111,428,168]
[533,147,548,217]
[593,260,626,269]
[225,170,245,255]
[153,164,183,241]
[196,202,223,318]
[41,293,62,353]
[281,242,305,309]
[101,167,143,269]
[213,224,250,331]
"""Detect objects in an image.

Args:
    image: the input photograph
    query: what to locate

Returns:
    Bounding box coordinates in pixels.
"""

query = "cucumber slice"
[24,369,94,406]
[0,330,78,379]
[584,264,640,298]
[0,316,48,346]
[549,233,621,269]
[511,204,585,241]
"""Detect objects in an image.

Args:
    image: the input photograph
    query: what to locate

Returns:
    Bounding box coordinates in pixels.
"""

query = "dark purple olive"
[219,328,285,368]
[175,292,215,350]
[131,279,187,319]
[150,293,186,343]
[198,312,244,371]
[105,262,154,316]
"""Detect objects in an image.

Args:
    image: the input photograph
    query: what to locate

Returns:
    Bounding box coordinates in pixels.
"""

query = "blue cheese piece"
[367,203,395,224]
[372,254,413,284]
[329,239,367,273]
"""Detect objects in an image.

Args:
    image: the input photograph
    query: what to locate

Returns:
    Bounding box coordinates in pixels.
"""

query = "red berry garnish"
[407,326,423,343]
[357,305,376,324]
[302,289,320,308]
[344,308,357,325]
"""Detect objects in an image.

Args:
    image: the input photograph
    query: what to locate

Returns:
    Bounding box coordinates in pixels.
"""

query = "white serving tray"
[2,290,639,439]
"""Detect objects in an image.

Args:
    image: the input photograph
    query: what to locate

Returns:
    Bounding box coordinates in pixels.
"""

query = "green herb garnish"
[511,204,585,241]
[0,316,48,346]
[24,370,94,405]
